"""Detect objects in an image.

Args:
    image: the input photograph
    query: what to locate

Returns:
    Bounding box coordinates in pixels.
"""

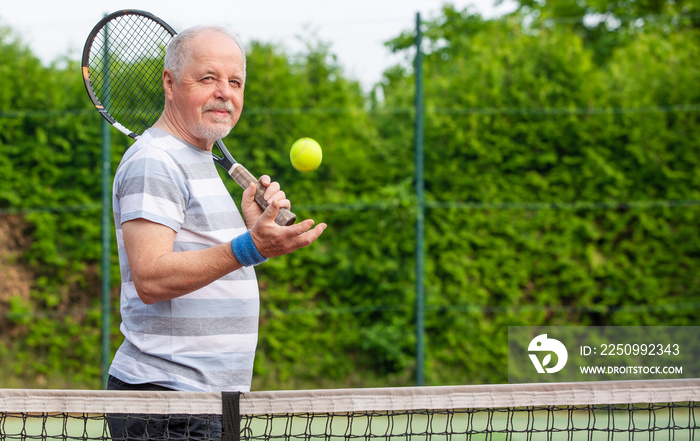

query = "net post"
[222,391,241,441]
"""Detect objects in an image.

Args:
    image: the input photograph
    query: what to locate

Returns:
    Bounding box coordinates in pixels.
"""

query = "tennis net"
[1,379,698,440]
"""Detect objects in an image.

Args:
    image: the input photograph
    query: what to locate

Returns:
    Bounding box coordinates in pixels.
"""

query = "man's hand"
[240,175,290,229]
[249,198,327,259]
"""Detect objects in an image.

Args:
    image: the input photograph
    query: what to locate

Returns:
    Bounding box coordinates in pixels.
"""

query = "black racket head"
[82,10,176,139]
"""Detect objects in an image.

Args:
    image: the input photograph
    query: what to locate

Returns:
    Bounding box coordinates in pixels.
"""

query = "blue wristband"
[231,231,268,266]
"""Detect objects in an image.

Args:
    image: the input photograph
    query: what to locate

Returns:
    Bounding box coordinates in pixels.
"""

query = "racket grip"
[229,164,297,226]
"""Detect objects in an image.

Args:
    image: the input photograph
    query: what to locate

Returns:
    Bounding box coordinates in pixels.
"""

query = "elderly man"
[107,25,326,439]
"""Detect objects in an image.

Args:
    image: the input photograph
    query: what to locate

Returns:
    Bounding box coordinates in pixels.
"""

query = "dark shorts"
[106,375,223,440]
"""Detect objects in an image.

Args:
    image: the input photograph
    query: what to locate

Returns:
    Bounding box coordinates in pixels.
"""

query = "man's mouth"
[208,108,230,115]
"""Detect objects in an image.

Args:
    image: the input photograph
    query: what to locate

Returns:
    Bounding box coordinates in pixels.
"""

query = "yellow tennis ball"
[290,137,322,172]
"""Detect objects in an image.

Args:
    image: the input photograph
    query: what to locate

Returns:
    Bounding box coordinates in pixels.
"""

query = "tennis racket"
[81,9,296,226]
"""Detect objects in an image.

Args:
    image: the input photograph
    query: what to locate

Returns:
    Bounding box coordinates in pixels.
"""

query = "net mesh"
[87,13,175,136]
[1,380,698,440]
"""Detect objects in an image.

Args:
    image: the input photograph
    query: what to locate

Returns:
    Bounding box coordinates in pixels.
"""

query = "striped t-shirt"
[108,128,259,392]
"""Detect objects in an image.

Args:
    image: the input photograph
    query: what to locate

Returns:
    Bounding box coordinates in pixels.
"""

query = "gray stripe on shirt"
[119,340,254,388]
[122,315,258,336]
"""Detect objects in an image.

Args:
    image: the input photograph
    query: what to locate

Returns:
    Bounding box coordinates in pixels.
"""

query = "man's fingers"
[288,218,316,234]
[258,175,271,187]
[255,177,290,209]
[263,181,280,200]
[262,197,281,221]
[244,182,256,197]
[283,219,327,248]
[296,222,327,245]
[251,201,326,258]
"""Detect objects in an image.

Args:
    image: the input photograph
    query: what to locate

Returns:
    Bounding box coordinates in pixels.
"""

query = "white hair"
[164,26,247,82]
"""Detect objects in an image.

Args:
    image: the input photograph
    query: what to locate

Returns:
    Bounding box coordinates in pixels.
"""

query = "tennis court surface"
[1,379,698,440]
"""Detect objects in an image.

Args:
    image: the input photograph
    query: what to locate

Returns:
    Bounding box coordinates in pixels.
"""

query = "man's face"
[164,30,245,149]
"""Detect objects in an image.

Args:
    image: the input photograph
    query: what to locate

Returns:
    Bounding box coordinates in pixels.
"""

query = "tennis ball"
[290,137,322,172]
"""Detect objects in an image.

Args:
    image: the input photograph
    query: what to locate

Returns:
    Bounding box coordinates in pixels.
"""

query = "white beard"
[198,103,236,140]
[197,120,233,140]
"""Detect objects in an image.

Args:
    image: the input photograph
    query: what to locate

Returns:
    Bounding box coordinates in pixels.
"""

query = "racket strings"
[88,15,174,136]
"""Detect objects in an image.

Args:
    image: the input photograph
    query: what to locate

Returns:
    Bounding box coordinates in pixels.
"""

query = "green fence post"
[100,19,112,389]
[414,11,425,387]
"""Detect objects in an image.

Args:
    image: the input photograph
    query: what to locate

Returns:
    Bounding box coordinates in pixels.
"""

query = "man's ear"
[162,69,175,101]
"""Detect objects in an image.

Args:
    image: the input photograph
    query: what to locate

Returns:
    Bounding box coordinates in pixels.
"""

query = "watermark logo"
[528,334,568,374]
[510,326,697,383]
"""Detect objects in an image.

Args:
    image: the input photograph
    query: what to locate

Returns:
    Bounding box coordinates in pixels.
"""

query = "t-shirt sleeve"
[114,146,189,232]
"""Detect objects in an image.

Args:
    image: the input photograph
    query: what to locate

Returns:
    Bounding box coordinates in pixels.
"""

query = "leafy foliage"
[378,5,700,383]
[0,27,104,387]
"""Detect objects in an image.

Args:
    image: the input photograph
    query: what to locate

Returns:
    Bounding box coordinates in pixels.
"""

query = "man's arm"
[123,181,326,305]
[122,218,242,304]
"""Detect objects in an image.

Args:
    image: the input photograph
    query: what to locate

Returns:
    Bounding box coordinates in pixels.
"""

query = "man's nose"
[214,79,233,100]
